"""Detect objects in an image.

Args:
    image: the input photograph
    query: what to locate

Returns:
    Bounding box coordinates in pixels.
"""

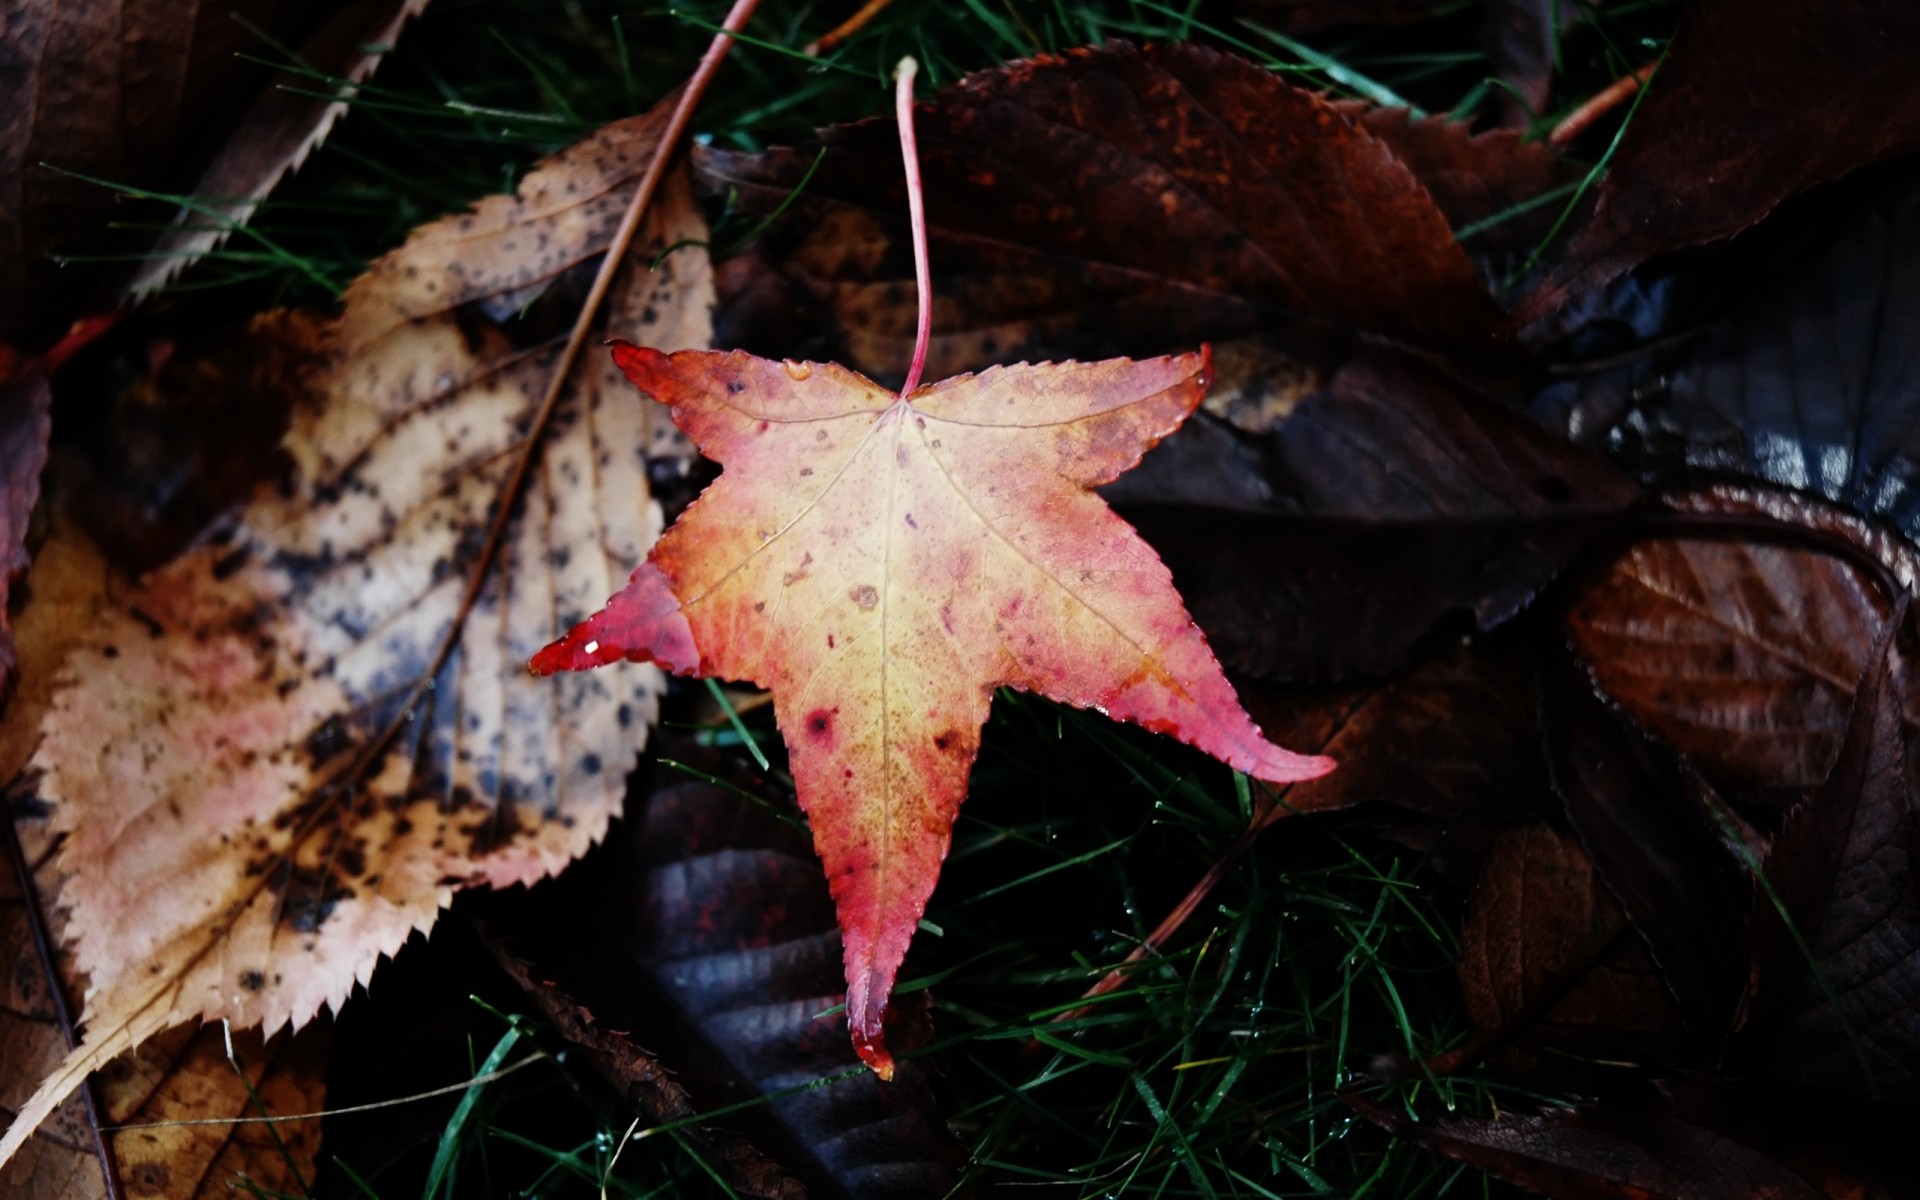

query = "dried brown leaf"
[0,97,713,1163]
[1,517,327,1199]
[123,0,433,301]
[1336,104,1585,286]
[699,41,1516,383]
[1524,0,1920,320]
[1457,821,1686,1086]
[1543,651,1748,1043]
[0,2,336,343]
[1749,614,1920,1097]
[0,366,53,703]
[1567,487,1906,810]
[99,1023,328,1200]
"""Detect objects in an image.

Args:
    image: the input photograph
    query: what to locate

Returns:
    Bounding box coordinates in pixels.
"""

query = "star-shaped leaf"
[534,344,1333,1073]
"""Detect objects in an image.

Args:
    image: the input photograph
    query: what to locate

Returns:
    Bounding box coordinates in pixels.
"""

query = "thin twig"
[805,0,897,55]
[3,796,126,1200]
[1549,62,1657,149]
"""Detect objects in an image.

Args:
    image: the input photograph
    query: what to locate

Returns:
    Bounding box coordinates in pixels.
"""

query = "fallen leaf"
[55,312,311,573]
[1241,626,1554,821]
[1542,649,1749,1043]
[0,365,53,702]
[1456,821,1687,1086]
[1,517,328,1200]
[1523,0,1920,320]
[0,96,711,1163]
[98,1022,329,1200]
[1111,342,1636,680]
[1567,487,1901,810]
[1603,172,1920,540]
[1335,104,1585,287]
[1347,1094,1828,1200]
[0,798,113,1200]
[624,772,965,1197]
[0,1,369,343]
[698,41,1516,384]
[533,345,1333,1074]
[1748,610,1920,1097]
[123,0,433,301]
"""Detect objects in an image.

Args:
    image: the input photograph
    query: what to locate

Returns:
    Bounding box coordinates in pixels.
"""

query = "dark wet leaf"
[123,0,432,301]
[0,0,424,344]
[1111,343,1638,680]
[1336,104,1585,286]
[52,314,303,574]
[1456,821,1687,1086]
[698,41,1516,384]
[1567,487,1900,811]
[1347,1094,1828,1200]
[1242,627,1553,821]
[1748,611,1920,1098]
[1525,0,1920,318]
[1543,650,1749,1043]
[1603,171,1920,540]
[497,762,969,1200]
[0,365,52,701]
[621,778,969,1198]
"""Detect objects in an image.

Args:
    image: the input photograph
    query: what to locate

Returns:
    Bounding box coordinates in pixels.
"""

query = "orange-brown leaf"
[534,345,1332,1073]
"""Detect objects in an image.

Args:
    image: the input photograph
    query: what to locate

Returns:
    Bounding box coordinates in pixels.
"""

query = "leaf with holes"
[533,344,1333,1074]
[0,95,711,1167]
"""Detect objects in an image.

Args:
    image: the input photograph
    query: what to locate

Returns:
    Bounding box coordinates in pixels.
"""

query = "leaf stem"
[894,57,933,397]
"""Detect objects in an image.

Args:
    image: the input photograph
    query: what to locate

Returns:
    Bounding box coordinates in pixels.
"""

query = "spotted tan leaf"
[0,96,713,1165]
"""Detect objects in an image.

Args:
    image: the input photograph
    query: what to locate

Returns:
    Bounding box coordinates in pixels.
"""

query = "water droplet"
[584,640,600,655]
[783,361,813,381]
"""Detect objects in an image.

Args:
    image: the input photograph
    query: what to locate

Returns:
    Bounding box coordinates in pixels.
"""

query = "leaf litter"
[0,92,712,1164]
[11,0,1920,1193]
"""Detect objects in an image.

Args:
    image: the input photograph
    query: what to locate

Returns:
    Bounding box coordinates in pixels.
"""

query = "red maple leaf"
[533,342,1333,1074]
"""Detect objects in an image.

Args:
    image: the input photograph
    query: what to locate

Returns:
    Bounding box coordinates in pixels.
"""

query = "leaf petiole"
[893,57,934,396]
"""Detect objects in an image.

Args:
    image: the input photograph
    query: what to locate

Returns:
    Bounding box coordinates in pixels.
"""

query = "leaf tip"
[851,1017,898,1081]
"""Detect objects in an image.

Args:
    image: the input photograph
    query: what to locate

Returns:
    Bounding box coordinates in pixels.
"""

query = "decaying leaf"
[0,0,411,344]
[0,97,712,1165]
[519,770,968,1199]
[1749,612,1920,1097]
[534,345,1332,1074]
[97,1022,329,1200]
[1,517,329,1200]
[1456,821,1686,1085]
[123,0,434,301]
[1543,651,1748,1044]
[699,41,1517,383]
[1113,342,1637,681]
[1525,0,1920,318]
[1568,487,1902,810]
[0,364,53,702]
[1606,172,1920,540]
[1241,628,1554,822]
[1335,103,1584,286]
